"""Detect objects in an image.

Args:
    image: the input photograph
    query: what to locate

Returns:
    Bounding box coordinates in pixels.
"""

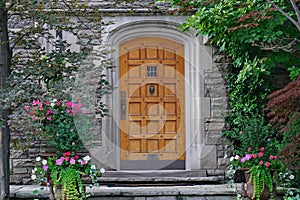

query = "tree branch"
[265,0,300,32]
[290,0,300,30]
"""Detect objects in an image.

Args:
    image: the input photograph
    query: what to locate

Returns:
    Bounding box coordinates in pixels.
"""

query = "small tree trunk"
[0,1,11,199]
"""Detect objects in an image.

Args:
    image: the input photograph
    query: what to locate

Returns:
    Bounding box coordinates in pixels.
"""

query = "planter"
[240,168,277,200]
[49,183,86,200]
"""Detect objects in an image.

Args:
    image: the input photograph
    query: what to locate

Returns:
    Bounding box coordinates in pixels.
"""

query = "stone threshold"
[98,170,224,184]
[10,184,238,199]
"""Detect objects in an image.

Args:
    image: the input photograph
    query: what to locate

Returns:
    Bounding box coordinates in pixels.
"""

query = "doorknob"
[149,85,155,94]
[121,91,126,120]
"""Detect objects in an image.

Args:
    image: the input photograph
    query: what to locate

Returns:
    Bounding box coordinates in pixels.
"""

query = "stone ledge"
[10,184,236,199]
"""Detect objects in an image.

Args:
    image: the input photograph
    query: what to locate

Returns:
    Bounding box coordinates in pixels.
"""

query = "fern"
[51,168,87,200]
[248,166,274,200]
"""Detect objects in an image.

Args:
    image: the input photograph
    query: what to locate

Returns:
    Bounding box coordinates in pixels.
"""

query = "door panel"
[119,38,185,170]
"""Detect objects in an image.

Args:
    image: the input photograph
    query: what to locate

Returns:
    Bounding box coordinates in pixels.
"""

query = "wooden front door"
[119,38,185,170]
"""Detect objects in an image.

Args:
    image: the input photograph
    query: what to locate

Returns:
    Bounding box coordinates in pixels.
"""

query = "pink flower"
[46,116,51,121]
[63,152,71,157]
[259,160,263,165]
[273,156,278,160]
[66,102,73,108]
[239,131,243,134]
[43,165,48,171]
[45,101,50,105]
[65,157,70,162]
[252,154,257,159]
[70,157,76,165]
[245,154,252,160]
[56,157,64,166]
[25,106,30,111]
[78,159,87,165]
[56,102,61,106]
[258,152,263,157]
[46,110,54,115]
[247,147,251,152]
[241,157,247,163]
[72,142,75,146]
[32,100,41,106]
[265,162,270,167]
[75,154,79,159]
[269,155,274,160]
[81,161,87,166]
[259,147,265,152]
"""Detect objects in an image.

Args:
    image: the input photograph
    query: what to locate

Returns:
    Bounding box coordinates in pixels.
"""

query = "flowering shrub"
[229,146,281,200]
[32,152,105,199]
[26,98,88,154]
[27,97,103,199]
[224,117,283,200]
[230,146,281,170]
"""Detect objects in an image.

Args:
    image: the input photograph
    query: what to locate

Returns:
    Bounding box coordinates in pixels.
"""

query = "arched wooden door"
[119,38,185,170]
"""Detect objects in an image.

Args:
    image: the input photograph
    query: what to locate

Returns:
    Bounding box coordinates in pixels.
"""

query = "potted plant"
[224,117,282,200]
[26,97,104,199]
[31,152,105,200]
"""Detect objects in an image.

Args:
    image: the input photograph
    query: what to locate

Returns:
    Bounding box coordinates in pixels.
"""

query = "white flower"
[42,160,47,165]
[52,99,57,103]
[50,103,55,107]
[31,169,35,174]
[224,154,227,159]
[91,165,96,170]
[229,156,234,162]
[83,156,90,162]
[36,157,41,162]
[235,155,240,160]
[100,168,105,174]
[289,175,295,180]
[34,167,37,171]
[31,174,37,180]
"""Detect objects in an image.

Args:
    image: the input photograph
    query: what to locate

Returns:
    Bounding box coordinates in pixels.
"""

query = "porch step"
[99,170,224,184]
[10,184,237,200]
[10,184,284,200]
[102,170,208,177]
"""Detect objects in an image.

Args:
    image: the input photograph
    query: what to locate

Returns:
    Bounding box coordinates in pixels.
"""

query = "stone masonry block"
[13,167,28,174]
[205,122,225,131]
[200,145,217,169]
[13,159,35,168]
[205,131,224,145]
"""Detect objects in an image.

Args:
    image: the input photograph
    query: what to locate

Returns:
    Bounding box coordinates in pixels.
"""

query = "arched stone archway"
[90,17,228,173]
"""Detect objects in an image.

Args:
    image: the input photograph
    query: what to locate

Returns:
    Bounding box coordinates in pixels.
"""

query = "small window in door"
[147,66,157,78]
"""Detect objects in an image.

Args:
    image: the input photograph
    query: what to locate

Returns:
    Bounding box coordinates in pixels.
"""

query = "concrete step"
[98,170,224,185]
[10,184,237,200]
[10,184,285,200]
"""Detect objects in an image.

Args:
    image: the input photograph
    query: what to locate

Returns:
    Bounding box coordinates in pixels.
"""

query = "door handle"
[121,91,126,120]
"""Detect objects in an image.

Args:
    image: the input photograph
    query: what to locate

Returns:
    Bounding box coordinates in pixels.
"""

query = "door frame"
[104,17,211,171]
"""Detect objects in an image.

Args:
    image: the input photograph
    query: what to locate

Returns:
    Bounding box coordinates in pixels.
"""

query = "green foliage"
[278,168,300,197]
[32,153,102,199]
[0,0,114,149]
[248,166,274,200]
[171,0,300,133]
[288,66,300,81]
[222,116,281,157]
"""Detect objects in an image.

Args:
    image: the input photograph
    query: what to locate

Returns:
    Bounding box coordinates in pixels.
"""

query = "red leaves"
[265,75,300,132]
[228,8,275,32]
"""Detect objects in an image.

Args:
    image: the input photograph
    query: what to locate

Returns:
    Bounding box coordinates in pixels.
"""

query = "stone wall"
[8,1,231,184]
[204,47,231,178]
